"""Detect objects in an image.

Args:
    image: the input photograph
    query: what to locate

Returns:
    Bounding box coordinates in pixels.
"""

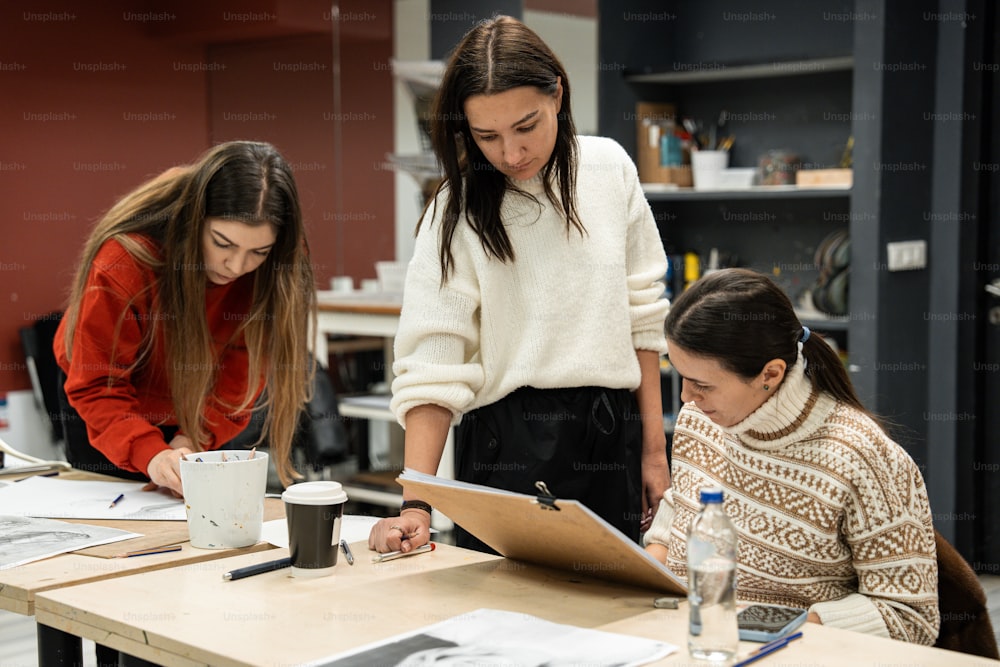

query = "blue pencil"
[732,631,803,667]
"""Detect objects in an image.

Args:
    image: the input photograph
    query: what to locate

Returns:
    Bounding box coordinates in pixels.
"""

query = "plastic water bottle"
[687,487,738,661]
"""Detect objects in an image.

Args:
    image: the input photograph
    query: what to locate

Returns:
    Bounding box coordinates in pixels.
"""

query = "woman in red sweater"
[54,141,315,495]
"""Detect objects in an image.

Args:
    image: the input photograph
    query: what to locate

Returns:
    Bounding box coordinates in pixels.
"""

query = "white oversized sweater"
[644,355,940,645]
[391,136,669,425]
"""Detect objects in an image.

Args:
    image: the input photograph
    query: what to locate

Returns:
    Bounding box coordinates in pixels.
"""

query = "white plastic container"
[375,261,408,293]
[691,150,730,190]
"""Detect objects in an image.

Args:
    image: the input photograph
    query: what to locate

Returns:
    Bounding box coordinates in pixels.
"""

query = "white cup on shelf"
[329,276,354,292]
[691,150,730,190]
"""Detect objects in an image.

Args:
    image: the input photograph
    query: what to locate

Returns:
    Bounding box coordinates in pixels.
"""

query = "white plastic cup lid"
[281,480,348,505]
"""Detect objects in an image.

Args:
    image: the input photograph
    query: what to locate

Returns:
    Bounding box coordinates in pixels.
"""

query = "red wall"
[0,0,394,394]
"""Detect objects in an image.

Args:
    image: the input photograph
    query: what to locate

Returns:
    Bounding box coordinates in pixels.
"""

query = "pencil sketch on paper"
[309,608,676,667]
[0,515,139,570]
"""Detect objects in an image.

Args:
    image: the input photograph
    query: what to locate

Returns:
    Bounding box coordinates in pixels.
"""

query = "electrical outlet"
[886,240,927,271]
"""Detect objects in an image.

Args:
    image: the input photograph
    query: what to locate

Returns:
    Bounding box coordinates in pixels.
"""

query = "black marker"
[222,557,292,581]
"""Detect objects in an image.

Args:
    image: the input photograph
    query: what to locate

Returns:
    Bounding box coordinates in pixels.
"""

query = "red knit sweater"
[54,235,263,475]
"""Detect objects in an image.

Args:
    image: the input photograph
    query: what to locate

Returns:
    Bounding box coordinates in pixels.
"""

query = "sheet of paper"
[0,476,186,520]
[261,515,383,548]
[0,515,141,570]
[305,608,677,666]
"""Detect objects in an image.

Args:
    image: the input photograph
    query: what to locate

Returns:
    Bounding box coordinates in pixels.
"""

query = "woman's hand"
[168,433,194,451]
[147,441,193,497]
[369,511,431,554]
[635,350,670,533]
[641,441,671,533]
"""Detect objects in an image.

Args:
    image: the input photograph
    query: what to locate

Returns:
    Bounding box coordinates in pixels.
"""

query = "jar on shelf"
[757,150,802,186]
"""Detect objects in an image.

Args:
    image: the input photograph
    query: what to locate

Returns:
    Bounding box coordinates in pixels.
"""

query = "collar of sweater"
[508,172,547,195]
[720,352,836,450]
[500,173,550,226]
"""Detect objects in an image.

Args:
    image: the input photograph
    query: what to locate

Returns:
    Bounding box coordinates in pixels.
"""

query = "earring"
[763,384,770,391]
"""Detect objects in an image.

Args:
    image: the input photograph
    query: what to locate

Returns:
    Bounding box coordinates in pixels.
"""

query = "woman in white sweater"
[644,268,939,645]
[369,15,670,554]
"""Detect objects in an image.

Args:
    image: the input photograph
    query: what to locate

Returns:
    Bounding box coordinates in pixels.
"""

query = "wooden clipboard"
[398,470,687,595]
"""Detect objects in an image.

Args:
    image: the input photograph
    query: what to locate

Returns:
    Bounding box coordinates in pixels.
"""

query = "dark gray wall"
[429,0,522,60]
[850,0,936,467]
[599,0,991,556]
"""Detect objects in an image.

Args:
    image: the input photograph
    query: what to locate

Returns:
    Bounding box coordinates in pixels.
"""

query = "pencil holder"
[179,450,268,549]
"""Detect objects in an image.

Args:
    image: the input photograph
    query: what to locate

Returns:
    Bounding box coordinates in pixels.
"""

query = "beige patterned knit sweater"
[644,355,940,645]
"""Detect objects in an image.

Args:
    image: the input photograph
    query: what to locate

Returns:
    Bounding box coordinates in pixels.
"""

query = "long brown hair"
[665,268,874,419]
[62,141,315,486]
[421,14,582,279]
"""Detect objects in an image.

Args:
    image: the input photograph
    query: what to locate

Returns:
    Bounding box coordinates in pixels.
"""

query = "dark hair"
[665,268,873,418]
[421,14,582,279]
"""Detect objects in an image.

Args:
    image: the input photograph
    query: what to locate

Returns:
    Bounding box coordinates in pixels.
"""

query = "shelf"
[341,469,404,507]
[625,56,854,85]
[799,315,850,331]
[341,483,403,507]
[338,394,394,422]
[641,184,851,201]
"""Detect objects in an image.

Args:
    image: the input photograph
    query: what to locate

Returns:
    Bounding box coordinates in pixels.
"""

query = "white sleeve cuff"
[642,490,676,547]
[809,593,891,638]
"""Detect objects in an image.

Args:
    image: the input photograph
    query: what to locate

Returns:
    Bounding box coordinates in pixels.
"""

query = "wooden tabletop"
[33,542,998,667]
[0,470,283,616]
[316,291,402,315]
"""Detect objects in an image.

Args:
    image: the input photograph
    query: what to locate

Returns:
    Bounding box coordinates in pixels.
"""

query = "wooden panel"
[400,474,687,594]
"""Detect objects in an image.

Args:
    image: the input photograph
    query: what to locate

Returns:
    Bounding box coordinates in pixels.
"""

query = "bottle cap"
[699,487,724,504]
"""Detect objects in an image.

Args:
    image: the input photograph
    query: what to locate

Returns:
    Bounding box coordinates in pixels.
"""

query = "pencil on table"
[114,545,184,558]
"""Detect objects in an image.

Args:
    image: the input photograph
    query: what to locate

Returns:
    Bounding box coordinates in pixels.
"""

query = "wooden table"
[0,470,282,665]
[34,542,998,667]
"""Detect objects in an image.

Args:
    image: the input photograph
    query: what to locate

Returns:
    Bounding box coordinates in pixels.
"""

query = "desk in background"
[34,541,995,667]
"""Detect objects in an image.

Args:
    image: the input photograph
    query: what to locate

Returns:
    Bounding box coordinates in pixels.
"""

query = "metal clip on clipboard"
[532,481,560,511]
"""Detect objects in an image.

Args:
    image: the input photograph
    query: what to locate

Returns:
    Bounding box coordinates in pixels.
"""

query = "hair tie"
[800,326,811,343]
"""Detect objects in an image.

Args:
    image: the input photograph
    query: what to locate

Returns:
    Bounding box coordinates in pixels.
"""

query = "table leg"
[36,622,83,667]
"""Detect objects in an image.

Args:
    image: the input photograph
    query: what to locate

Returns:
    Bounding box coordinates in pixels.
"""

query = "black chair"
[19,311,64,444]
[934,530,1000,658]
[227,353,350,471]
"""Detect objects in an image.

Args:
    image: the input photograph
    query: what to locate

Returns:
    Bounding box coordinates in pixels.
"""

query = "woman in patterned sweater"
[644,268,939,645]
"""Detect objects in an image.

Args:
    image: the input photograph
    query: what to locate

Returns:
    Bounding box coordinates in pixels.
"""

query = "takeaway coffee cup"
[179,450,268,549]
[282,481,349,577]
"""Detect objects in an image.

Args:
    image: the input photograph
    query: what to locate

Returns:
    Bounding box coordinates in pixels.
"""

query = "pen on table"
[222,557,292,581]
[108,493,125,508]
[114,545,183,558]
[760,631,802,651]
[340,539,355,566]
[732,631,803,667]
[372,542,435,563]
